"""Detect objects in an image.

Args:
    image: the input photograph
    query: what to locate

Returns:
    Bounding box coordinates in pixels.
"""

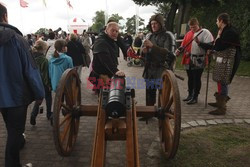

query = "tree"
[109,14,124,24]
[132,0,218,36]
[35,28,49,35]
[191,0,250,60]
[90,10,105,33]
[125,15,145,34]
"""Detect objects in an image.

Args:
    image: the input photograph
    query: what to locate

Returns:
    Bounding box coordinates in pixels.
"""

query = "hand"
[175,49,180,56]
[115,70,125,77]
[143,39,153,48]
[175,46,183,56]
[142,47,148,54]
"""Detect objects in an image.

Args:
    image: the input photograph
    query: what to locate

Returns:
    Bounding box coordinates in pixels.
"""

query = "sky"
[1,0,157,35]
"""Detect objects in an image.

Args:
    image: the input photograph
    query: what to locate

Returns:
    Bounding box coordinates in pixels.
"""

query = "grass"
[175,56,250,77]
[159,124,250,167]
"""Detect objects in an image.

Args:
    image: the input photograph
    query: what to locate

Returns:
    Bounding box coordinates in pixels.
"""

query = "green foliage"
[191,0,250,60]
[109,14,124,24]
[132,0,177,6]
[90,11,125,33]
[125,15,145,34]
[236,60,250,76]
[35,28,49,35]
[155,3,171,16]
[90,10,105,33]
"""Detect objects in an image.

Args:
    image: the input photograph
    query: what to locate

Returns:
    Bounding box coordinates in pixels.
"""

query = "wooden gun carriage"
[52,68,181,167]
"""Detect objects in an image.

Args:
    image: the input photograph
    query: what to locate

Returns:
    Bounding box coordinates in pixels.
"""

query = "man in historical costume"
[175,18,214,104]
[208,13,241,115]
[89,22,125,94]
[142,14,175,108]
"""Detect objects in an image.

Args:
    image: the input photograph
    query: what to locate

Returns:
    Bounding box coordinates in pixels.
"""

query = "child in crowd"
[30,40,52,125]
[49,39,73,92]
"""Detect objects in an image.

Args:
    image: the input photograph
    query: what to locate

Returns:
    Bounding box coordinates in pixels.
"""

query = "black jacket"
[66,40,85,66]
[214,25,241,82]
[91,32,119,78]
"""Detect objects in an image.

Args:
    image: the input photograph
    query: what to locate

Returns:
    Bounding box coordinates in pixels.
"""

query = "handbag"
[212,47,236,84]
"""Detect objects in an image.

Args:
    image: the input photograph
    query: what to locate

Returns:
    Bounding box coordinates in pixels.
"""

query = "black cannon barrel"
[105,76,126,118]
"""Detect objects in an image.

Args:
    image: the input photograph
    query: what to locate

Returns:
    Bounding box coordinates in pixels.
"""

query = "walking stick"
[205,53,211,108]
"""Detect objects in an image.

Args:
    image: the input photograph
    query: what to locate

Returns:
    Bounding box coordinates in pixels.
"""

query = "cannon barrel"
[105,76,126,118]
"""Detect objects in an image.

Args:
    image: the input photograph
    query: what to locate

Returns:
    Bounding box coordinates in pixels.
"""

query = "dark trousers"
[186,68,204,98]
[217,82,228,96]
[146,88,157,106]
[1,105,28,167]
[31,86,52,118]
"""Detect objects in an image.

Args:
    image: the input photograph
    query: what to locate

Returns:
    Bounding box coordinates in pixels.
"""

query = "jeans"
[217,82,228,96]
[31,86,52,119]
[1,105,28,167]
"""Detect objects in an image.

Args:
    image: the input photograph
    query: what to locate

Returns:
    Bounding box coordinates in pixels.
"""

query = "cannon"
[52,68,181,166]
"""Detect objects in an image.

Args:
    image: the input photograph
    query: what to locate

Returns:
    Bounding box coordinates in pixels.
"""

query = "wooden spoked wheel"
[53,68,81,156]
[158,70,181,159]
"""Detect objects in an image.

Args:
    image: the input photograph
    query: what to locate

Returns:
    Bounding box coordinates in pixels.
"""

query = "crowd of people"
[0,2,241,166]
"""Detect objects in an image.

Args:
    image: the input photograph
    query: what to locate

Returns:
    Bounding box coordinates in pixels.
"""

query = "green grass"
[175,56,250,77]
[159,124,250,167]
[236,60,250,76]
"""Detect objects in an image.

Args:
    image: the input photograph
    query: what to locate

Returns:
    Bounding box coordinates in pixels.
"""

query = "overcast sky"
[1,0,157,34]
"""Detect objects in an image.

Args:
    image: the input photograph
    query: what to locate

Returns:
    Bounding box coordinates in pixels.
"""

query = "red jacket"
[180,30,194,65]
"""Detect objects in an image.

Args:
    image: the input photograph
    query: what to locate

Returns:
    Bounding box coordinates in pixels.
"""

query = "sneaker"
[30,115,36,125]
[19,133,26,150]
[23,163,32,167]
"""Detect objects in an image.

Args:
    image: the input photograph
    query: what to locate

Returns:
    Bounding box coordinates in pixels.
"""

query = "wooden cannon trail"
[52,68,181,167]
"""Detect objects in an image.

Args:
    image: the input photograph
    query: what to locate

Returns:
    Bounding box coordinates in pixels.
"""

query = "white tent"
[67,17,88,34]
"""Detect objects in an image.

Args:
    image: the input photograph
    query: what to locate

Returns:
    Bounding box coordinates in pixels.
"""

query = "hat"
[148,14,165,32]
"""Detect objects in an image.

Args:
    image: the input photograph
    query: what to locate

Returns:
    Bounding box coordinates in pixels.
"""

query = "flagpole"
[43,6,46,29]
[19,6,24,33]
[105,0,108,25]
[135,4,139,34]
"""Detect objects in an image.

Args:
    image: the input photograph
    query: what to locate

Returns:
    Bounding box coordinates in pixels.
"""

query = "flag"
[66,0,73,9]
[20,0,28,8]
[42,0,47,7]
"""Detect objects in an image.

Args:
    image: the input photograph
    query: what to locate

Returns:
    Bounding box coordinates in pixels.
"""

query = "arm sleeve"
[41,59,51,88]
[19,39,45,100]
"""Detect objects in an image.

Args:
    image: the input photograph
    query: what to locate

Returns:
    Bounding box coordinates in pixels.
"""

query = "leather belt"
[192,54,204,57]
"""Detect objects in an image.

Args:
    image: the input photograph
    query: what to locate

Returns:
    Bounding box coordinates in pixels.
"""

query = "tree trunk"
[176,3,185,38]
[165,3,179,32]
[183,2,192,24]
[175,0,192,38]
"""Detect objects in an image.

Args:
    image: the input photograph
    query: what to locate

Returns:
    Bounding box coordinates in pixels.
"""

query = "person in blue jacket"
[49,39,73,92]
[0,3,45,167]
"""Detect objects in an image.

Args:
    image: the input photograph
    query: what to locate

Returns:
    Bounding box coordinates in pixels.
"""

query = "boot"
[208,95,229,115]
[186,96,198,105]
[183,93,192,101]
[30,114,36,125]
[208,92,219,107]
[209,93,230,108]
